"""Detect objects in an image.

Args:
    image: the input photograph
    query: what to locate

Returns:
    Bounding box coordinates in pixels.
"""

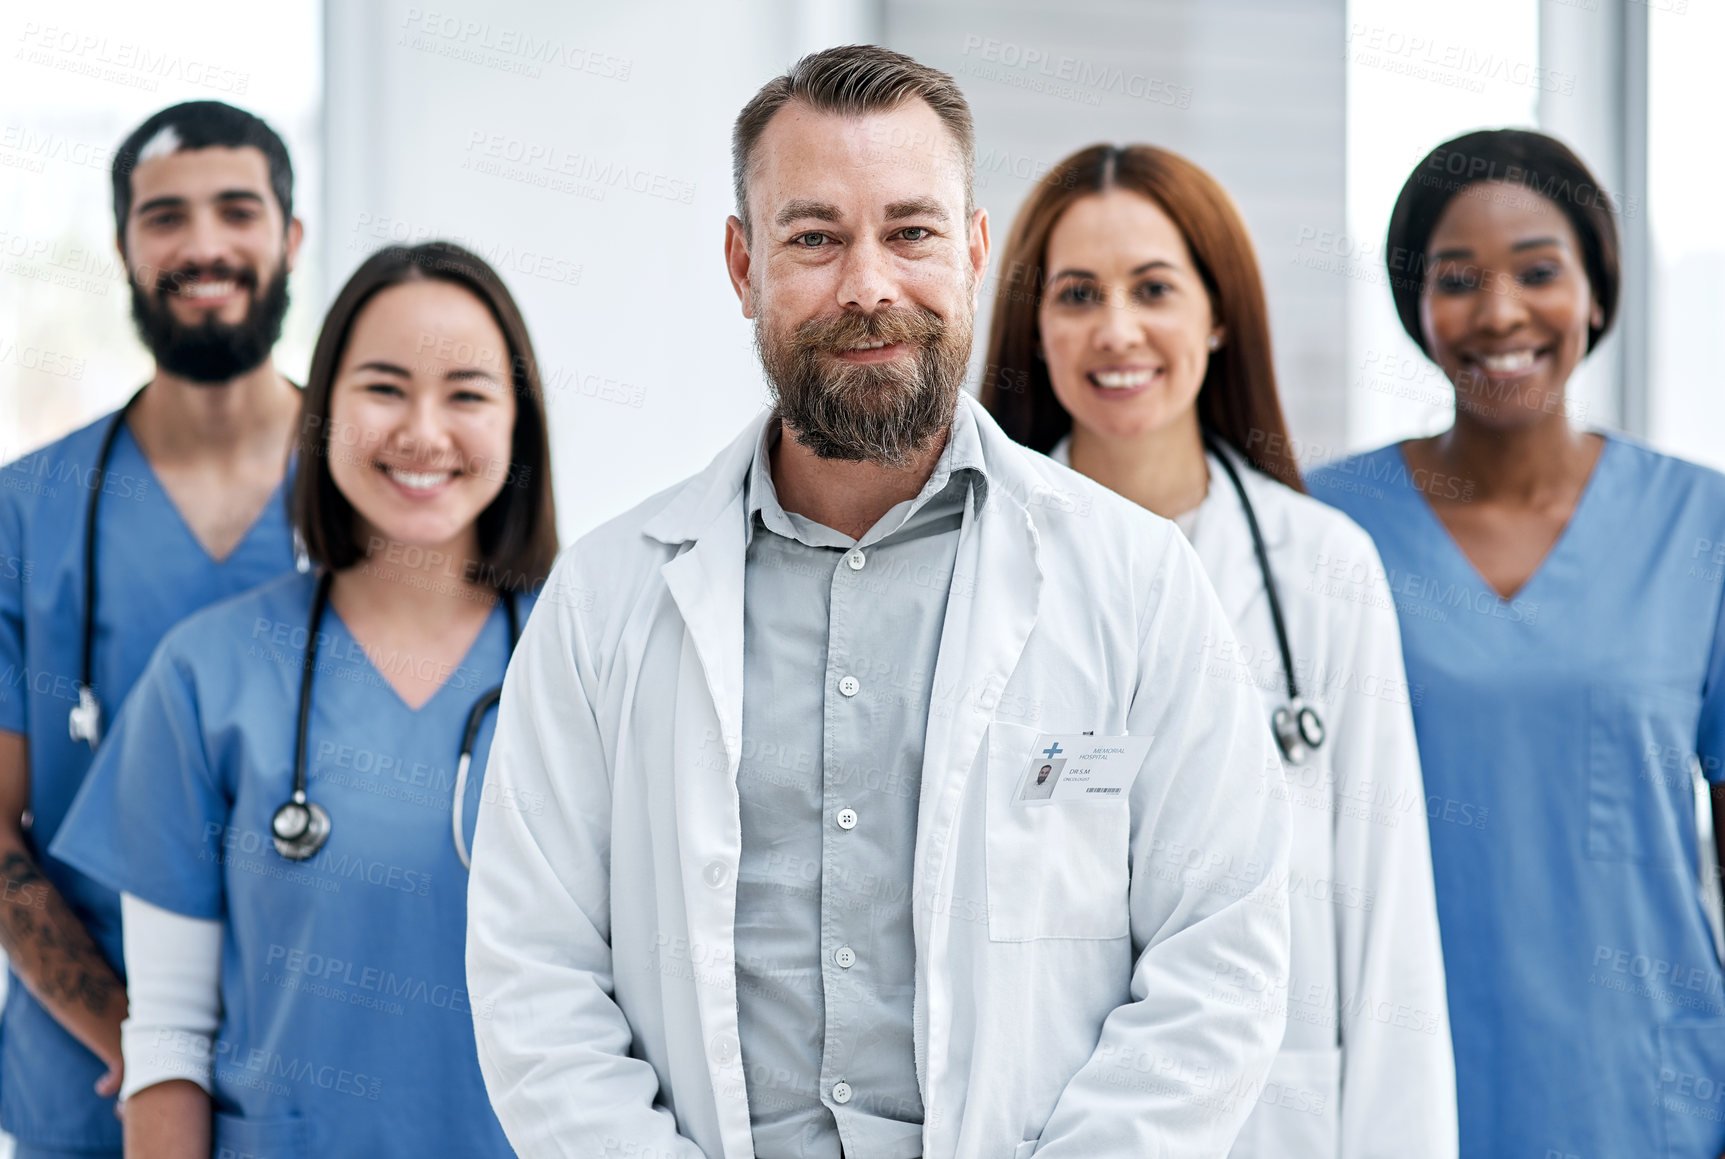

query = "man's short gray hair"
[731,44,975,240]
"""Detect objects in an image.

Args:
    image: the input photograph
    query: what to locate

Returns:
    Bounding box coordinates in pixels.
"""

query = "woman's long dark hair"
[981,144,1303,491]
[292,242,558,590]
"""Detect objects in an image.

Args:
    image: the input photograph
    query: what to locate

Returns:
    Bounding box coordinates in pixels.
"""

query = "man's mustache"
[149,264,259,299]
[791,306,945,354]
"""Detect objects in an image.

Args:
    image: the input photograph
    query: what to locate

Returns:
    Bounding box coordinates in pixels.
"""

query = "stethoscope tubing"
[1202,430,1324,764]
[283,570,519,866]
[71,388,147,748]
[74,385,307,749]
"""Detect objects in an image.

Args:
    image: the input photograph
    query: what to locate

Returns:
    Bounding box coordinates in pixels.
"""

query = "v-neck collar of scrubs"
[319,589,503,716]
[1391,431,1617,604]
[119,421,290,567]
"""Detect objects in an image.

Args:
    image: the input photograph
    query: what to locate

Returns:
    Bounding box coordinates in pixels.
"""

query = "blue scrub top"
[1309,435,1725,1158]
[0,411,296,1149]
[53,569,527,1159]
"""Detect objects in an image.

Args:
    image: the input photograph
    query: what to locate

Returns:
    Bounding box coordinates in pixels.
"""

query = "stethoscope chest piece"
[68,685,102,748]
[1273,700,1326,766]
[271,791,331,861]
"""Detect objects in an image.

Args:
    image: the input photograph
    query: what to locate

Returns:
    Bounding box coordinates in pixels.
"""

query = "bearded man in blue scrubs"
[0,101,304,1159]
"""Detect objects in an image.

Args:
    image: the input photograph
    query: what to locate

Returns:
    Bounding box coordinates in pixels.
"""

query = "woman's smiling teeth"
[381,464,456,491]
[1470,349,1543,375]
[1089,368,1159,390]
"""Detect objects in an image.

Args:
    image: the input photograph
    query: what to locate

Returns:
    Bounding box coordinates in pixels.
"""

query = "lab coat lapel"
[1195,451,1282,626]
[912,416,1044,1121]
[1193,473,1259,624]
[652,428,757,1158]
[661,523,752,1157]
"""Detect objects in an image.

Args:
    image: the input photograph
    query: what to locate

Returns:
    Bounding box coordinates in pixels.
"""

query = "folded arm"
[0,730,126,1093]
[117,892,220,1159]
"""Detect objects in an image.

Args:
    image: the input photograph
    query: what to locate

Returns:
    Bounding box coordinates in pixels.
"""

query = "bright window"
[1344,0,1542,453]
[1646,0,1725,471]
[0,0,322,460]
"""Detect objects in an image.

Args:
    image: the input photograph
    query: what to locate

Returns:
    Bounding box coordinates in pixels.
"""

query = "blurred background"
[0,2,1718,1152]
[0,0,1717,550]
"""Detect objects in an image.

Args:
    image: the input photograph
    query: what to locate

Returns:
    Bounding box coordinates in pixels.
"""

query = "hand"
[96,1058,123,1100]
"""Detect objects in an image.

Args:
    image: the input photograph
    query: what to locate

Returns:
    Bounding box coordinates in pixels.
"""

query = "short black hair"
[112,101,294,241]
[1385,129,1620,354]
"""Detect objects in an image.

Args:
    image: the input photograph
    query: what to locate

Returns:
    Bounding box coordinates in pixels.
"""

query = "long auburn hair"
[980,144,1303,492]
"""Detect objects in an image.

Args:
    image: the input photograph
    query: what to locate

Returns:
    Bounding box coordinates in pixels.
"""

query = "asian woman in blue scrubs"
[51,241,558,1158]
[1307,130,1725,1157]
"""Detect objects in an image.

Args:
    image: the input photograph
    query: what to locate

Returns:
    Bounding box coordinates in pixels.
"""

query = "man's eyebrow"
[885,197,949,223]
[134,189,266,217]
[133,195,187,217]
[776,200,843,228]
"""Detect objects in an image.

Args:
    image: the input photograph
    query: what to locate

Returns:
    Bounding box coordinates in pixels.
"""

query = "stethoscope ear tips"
[271,798,331,861]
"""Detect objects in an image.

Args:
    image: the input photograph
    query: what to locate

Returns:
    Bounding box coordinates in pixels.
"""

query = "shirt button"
[703,861,727,887]
[837,808,858,830]
[835,946,856,968]
[838,675,860,697]
[832,1081,853,1104]
[846,549,866,571]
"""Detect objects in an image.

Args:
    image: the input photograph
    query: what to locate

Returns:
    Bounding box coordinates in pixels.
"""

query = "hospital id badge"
[1014,733,1151,805]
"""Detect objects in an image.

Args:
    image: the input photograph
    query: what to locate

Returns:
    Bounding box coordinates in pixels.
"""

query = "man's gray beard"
[754,304,972,468]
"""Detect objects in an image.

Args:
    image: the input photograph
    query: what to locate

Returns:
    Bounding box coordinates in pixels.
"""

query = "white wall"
[1342,0,1541,454]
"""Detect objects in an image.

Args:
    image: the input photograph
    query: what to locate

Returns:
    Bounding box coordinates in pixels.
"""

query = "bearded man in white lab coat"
[467,45,1292,1159]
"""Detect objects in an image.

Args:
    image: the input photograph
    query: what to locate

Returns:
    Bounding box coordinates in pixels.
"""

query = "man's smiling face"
[728,98,989,465]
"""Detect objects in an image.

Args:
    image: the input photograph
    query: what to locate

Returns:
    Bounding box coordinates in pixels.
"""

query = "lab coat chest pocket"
[212,1111,311,1159]
[1586,683,1704,865]
[984,722,1130,942]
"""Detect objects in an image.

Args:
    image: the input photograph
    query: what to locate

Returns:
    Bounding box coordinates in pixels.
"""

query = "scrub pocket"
[1226,1046,1341,1159]
[212,1111,311,1159]
[1587,683,1704,865]
[985,721,1131,942]
[1657,1022,1725,1158]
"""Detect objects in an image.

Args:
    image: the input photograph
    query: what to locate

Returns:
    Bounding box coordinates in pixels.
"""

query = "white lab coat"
[1054,438,1458,1158]
[467,395,1293,1159]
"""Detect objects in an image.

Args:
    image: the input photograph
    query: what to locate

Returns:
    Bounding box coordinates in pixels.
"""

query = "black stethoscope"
[70,386,309,750]
[1201,430,1327,766]
[271,570,520,868]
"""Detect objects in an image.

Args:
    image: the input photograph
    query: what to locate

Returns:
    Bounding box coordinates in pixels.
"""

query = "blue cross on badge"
[1041,741,1064,759]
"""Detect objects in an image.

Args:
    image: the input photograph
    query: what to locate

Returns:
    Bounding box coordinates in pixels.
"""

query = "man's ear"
[725,215,755,319]
[284,217,305,274]
[967,206,991,306]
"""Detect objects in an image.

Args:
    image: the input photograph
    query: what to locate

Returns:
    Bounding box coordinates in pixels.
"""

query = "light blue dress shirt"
[735,407,986,1159]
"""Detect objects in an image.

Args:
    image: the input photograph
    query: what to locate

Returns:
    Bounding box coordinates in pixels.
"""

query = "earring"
[1206,334,1221,352]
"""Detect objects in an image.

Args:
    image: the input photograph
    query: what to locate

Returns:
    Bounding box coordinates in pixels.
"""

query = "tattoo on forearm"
[0,850,119,1016]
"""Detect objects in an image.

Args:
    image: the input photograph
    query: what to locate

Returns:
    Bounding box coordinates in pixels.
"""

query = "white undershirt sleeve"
[118,892,223,1102]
